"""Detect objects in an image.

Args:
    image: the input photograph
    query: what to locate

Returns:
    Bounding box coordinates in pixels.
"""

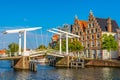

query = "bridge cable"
[41,29,43,45]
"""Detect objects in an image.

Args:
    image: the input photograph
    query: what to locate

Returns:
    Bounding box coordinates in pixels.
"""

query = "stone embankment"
[85,59,120,67]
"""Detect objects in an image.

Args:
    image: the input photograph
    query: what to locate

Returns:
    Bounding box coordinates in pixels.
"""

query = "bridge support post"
[29,61,37,72]
[67,55,70,67]
[14,56,30,69]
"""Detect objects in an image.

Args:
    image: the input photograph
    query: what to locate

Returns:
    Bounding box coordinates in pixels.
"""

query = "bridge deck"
[0,56,22,60]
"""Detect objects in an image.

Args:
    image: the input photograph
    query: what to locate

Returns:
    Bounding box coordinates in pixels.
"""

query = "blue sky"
[0,0,120,49]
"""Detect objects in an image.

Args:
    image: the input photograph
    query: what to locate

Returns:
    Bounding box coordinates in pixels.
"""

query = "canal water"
[0,60,120,80]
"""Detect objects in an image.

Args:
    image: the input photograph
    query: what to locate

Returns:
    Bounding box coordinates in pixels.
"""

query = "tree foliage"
[102,34,118,51]
[69,38,84,52]
[8,42,19,53]
[102,34,118,59]
[54,38,84,52]
[37,44,46,50]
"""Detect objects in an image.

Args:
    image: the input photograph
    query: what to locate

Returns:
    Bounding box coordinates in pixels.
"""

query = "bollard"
[11,60,14,68]
[29,61,37,72]
[33,62,37,72]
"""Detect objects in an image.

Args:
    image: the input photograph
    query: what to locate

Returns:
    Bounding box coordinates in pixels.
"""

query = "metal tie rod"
[47,29,73,38]
[52,28,80,38]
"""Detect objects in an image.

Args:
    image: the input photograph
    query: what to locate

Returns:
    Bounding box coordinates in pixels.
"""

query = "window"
[85,30,87,34]
[92,34,94,39]
[97,41,100,46]
[105,26,108,31]
[97,34,100,38]
[92,41,94,47]
[96,28,98,32]
[91,23,94,27]
[87,36,89,39]
[92,50,95,58]
[89,29,91,33]
[93,23,94,27]
[80,31,82,35]
[88,42,90,47]
[97,50,101,58]
[89,24,91,28]
[76,32,78,35]
[83,36,84,40]
[87,30,89,34]
[93,29,95,33]
[91,29,93,33]
[88,25,89,28]
[118,33,120,37]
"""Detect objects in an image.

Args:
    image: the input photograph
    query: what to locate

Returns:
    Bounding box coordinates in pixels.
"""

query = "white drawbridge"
[3,27,42,56]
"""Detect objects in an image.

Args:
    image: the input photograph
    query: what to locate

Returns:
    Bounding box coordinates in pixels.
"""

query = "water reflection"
[0,60,120,80]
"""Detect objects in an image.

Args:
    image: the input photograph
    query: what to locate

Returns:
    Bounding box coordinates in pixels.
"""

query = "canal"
[0,60,120,80]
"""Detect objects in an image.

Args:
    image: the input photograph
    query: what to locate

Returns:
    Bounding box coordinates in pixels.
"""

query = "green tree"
[8,42,19,53]
[54,38,84,53]
[69,38,84,52]
[37,44,46,50]
[102,34,118,60]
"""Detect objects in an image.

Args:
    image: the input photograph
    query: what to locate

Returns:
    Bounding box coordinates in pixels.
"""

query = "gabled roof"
[96,18,119,32]
[0,50,6,54]
[75,19,88,29]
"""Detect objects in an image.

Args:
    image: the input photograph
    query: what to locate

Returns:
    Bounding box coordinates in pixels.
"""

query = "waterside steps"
[70,58,85,68]
[29,60,37,72]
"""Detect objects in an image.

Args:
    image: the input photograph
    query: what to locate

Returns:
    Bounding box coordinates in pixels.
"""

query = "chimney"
[107,17,112,32]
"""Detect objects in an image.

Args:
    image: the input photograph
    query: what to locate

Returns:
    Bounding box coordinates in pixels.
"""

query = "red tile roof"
[0,50,6,54]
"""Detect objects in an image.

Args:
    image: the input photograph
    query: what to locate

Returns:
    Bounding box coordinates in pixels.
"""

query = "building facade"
[72,11,119,59]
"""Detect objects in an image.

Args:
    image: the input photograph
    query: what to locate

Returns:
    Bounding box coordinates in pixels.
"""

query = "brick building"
[72,11,119,59]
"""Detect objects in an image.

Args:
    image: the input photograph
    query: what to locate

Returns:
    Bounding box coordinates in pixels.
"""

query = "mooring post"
[11,60,14,68]
[33,62,37,72]
[81,58,85,68]
[67,55,70,68]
